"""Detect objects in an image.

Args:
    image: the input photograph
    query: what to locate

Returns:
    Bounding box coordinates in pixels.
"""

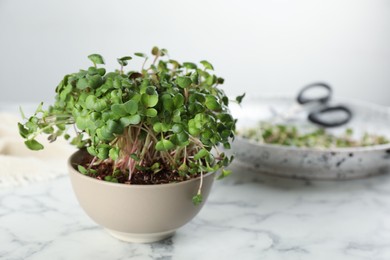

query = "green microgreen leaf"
[106,120,123,135]
[141,93,158,108]
[194,148,209,160]
[192,194,203,205]
[76,78,88,90]
[111,104,127,117]
[153,122,170,133]
[160,48,168,56]
[134,52,148,58]
[109,147,119,161]
[24,139,44,150]
[178,163,188,176]
[88,54,105,66]
[172,123,184,133]
[200,60,214,70]
[183,62,197,70]
[78,165,88,175]
[217,169,232,180]
[97,68,106,76]
[161,94,174,112]
[236,93,246,104]
[155,139,175,151]
[87,146,97,156]
[85,95,97,109]
[205,95,221,111]
[176,132,189,143]
[117,56,132,67]
[120,115,141,127]
[190,71,199,84]
[34,102,44,114]
[151,46,159,55]
[217,77,225,84]
[145,108,158,117]
[176,76,192,88]
[88,75,103,89]
[169,59,180,68]
[18,123,29,138]
[123,100,138,115]
[76,116,89,130]
[173,93,184,108]
[188,119,201,136]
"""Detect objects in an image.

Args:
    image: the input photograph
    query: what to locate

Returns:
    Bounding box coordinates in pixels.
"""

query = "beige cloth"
[0,113,75,187]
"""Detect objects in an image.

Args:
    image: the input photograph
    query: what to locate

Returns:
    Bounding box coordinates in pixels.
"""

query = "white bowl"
[231,96,390,180]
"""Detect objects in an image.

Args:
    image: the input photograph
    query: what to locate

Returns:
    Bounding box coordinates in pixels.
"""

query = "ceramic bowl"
[68,150,215,243]
[230,96,390,180]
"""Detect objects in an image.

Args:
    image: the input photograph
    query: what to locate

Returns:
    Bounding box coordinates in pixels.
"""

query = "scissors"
[275,82,352,127]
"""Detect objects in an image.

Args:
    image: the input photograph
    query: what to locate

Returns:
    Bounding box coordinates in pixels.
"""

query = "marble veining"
[1,162,390,260]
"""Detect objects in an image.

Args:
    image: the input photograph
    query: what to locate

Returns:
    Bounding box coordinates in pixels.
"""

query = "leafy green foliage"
[176,77,192,88]
[117,56,132,67]
[78,165,88,175]
[19,47,243,204]
[200,60,214,70]
[192,194,203,205]
[236,93,246,104]
[88,54,105,66]
[24,139,44,150]
[155,139,175,151]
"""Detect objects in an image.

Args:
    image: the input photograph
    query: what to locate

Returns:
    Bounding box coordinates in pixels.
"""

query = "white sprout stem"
[197,170,204,195]
[128,160,133,183]
[88,156,98,170]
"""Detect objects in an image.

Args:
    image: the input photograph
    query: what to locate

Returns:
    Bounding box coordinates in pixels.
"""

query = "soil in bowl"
[78,152,202,185]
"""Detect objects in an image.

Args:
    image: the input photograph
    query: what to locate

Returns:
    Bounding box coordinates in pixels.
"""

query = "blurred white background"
[0,0,389,105]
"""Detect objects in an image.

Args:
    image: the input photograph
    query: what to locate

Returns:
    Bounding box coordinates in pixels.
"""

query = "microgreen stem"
[88,156,98,170]
[141,58,148,71]
[28,120,71,140]
[197,170,204,196]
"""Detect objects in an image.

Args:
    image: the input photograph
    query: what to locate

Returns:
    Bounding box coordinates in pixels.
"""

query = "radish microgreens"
[18,47,243,204]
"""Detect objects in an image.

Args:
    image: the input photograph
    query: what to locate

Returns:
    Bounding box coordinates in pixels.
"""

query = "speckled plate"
[230,96,390,180]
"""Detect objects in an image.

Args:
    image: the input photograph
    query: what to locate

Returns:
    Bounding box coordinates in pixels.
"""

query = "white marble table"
[1,160,390,260]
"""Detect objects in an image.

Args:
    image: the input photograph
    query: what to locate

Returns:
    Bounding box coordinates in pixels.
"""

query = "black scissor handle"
[297,82,332,105]
[308,105,353,127]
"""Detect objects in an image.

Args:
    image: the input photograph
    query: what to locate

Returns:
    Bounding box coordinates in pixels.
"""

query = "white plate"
[230,96,390,180]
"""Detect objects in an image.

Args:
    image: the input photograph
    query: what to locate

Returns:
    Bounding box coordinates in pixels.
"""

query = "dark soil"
[79,153,200,185]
